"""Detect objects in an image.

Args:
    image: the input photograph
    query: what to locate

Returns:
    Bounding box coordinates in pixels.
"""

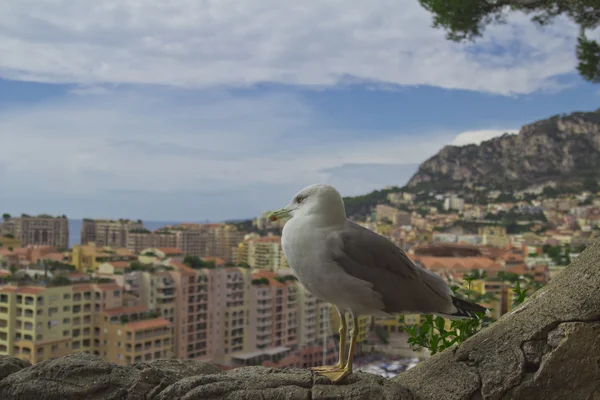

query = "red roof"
[126,318,171,331]
[156,248,183,255]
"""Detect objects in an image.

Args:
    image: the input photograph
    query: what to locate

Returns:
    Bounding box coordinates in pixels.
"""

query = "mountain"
[406,110,600,191]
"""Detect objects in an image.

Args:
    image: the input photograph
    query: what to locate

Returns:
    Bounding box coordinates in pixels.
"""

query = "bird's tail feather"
[437,296,488,320]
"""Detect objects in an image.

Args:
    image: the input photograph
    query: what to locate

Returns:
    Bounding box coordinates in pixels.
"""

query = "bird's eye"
[295,195,305,203]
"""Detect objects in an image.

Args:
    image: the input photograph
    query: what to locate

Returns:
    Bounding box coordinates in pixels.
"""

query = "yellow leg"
[317,313,358,383]
[312,306,347,372]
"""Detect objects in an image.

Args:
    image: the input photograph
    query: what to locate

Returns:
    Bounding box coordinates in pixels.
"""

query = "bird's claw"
[313,367,351,383]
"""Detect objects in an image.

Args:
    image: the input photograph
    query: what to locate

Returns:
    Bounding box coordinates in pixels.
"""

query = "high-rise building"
[3,215,69,250]
[206,224,245,262]
[237,234,288,270]
[80,219,144,247]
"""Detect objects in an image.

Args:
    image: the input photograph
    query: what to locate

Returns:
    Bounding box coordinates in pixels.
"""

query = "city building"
[70,243,137,273]
[0,281,173,365]
[2,215,69,250]
[237,234,288,270]
[80,219,144,248]
[443,195,465,212]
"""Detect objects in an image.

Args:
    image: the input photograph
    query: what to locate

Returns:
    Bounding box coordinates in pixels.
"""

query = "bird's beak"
[268,208,291,222]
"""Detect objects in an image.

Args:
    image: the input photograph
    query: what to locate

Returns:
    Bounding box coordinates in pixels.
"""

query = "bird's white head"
[268,184,346,224]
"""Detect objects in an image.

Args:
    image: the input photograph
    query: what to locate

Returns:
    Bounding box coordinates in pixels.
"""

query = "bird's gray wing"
[325,221,452,314]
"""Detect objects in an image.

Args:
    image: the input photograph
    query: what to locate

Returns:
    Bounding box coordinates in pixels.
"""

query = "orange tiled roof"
[104,305,148,316]
[126,318,171,331]
[253,270,286,287]
[0,271,11,277]
[105,261,130,269]
[156,248,183,255]
[202,256,225,265]
[506,265,528,275]
[41,252,65,262]
[0,286,46,294]
[94,283,122,291]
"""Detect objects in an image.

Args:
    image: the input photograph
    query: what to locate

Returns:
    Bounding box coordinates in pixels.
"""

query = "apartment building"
[125,226,208,257]
[3,215,69,250]
[0,281,172,365]
[206,224,245,262]
[138,271,176,324]
[70,243,137,273]
[237,234,288,270]
[171,264,254,364]
[174,228,208,258]
[296,284,332,347]
[95,305,173,365]
[126,230,154,254]
[80,219,144,248]
[167,261,208,360]
[210,267,252,364]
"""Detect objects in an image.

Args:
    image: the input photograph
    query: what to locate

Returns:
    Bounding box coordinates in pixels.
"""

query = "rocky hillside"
[406,110,600,191]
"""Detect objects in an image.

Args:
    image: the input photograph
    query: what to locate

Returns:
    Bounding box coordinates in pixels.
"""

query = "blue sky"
[0,1,599,221]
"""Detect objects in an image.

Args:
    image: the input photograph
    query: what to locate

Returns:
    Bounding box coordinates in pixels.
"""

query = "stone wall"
[0,240,598,400]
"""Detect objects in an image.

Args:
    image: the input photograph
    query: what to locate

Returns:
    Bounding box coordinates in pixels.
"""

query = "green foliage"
[43,260,75,271]
[582,176,600,192]
[542,244,571,265]
[274,275,297,283]
[494,192,517,203]
[183,255,215,269]
[577,34,600,83]
[401,271,541,355]
[1,213,10,221]
[128,261,145,271]
[419,0,600,83]
[251,277,269,286]
[343,187,401,218]
[374,325,390,344]
[50,275,72,286]
[542,186,560,197]
[3,233,15,239]
[129,228,151,234]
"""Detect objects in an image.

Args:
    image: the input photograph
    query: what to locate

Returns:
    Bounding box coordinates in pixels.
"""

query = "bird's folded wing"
[325,221,451,314]
[327,221,419,281]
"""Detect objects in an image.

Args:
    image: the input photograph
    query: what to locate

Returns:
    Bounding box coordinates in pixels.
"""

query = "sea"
[68,219,185,248]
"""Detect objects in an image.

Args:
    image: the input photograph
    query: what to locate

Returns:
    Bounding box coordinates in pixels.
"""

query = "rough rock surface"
[406,110,600,190]
[0,241,598,400]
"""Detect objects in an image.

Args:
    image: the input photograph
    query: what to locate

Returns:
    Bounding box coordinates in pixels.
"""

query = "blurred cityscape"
[0,185,597,376]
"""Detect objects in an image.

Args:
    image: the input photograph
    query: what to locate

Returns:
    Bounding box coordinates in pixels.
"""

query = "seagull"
[268,184,486,383]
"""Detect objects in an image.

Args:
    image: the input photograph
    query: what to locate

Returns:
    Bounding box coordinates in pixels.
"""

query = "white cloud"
[0,0,586,95]
[451,129,518,146]
[0,88,451,220]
